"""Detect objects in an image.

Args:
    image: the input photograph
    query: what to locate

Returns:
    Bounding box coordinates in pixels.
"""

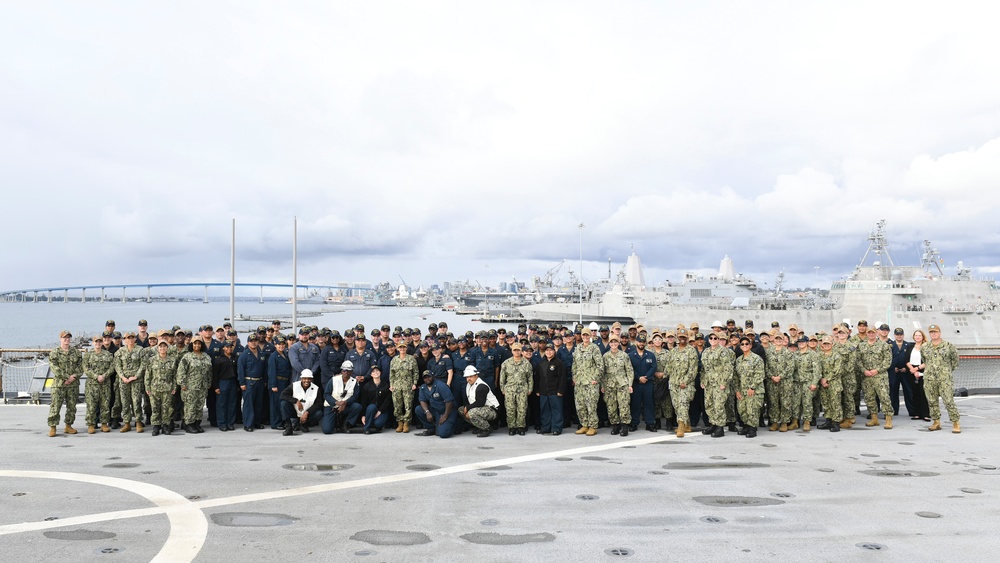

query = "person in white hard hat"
[459,365,499,437]
[279,369,322,435]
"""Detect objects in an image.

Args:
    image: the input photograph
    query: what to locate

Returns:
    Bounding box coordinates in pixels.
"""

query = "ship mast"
[920,240,946,276]
[858,219,896,268]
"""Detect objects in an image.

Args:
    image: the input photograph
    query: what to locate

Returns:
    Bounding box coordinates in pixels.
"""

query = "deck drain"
[248,458,261,462]
[916,512,941,518]
[282,463,355,471]
[979,465,997,470]
[211,512,298,527]
[380,496,397,501]
[649,471,669,475]
[577,494,599,501]
[96,547,123,555]
[555,457,573,462]
[106,456,121,460]
[817,468,835,473]
[460,532,555,545]
[961,488,983,494]
[761,443,777,448]
[664,462,769,470]
[700,516,726,524]
[605,547,634,556]
[351,530,431,546]
[582,456,609,461]
[480,519,500,526]
[693,496,785,507]
[857,542,887,551]
[44,529,116,541]
[861,453,880,457]
[860,470,940,478]
[406,464,441,472]
[479,472,497,477]
[12,492,27,497]
[355,550,376,556]
[770,492,795,499]
[103,463,139,469]
[710,456,727,460]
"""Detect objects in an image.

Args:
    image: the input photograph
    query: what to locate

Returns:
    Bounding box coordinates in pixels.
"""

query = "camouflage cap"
[106,319,116,326]
[138,319,148,326]
[113,331,122,338]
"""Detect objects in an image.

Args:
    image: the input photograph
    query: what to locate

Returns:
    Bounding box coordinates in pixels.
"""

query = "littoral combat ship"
[518,221,1000,390]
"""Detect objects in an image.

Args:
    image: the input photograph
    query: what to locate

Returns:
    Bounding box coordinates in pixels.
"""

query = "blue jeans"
[363,404,390,432]
[539,394,563,433]
[322,402,362,434]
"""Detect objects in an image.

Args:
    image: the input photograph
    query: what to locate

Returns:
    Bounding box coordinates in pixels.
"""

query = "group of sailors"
[44,316,963,439]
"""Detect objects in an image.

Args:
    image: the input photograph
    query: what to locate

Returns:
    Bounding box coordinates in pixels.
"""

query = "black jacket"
[359,377,393,414]
[534,356,567,396]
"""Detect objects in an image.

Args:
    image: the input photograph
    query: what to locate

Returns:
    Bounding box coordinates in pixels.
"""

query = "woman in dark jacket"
[905,330,931,421]
[360,366,393,434]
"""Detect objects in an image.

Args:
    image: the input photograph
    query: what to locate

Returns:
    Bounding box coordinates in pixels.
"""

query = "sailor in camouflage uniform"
[572,328,604,436]
[734,337,765,438]
[498,342,533,435]
[47,330,83,436]
[389,345,419,433]
[816,335,843,432]
[178,338,213,433]
[700,332,734,437]
[765,332,795,431]
[142,341,178,436]
[651,333,674,430]
[858,328,893,429]
[601,336,634,437]
[924,325,961,433]
[115,332,145,432]
[792,337,821,431]
[666,328,699,437]
[834,326,859,428]
[83,335,115,433]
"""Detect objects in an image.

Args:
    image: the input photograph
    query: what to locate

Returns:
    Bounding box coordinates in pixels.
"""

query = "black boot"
[737,424,749,435]
[194,422,205,433]
[746,427,757,438]
[151,425,161,436]
[183,423,196,434]
[830,423,840,433]
[654,418,662,430]
[702,425,715,435]
[620,425,629,437]
[163,424,173,436]
[646,423,657,432]
[817,420,832,430]
[727,422,737,432]
[711,426,725,438]
[611,424,620,435]
[282,423,294,436]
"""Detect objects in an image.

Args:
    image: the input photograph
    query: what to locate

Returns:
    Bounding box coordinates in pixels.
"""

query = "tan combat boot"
[87,426,96,434]
[952,421,961,434]
[120,423,131,433]
[685,421,693,433]
[402,421,410,433]
[884,414,892,429]
[802,420,811,432]
[768,422,779,431]
[676,426,685,438]
[48,426,56,437]
[839,419,852,429]
[65,425,78,435]
[575,426,588,435]
[779,422,788,432]
[135,422,144,433]
[928,419,941,431]
[865,415,880,427]
[788,420,799,431]
[395,421,404,433]
[101,424,110,433]
[586,427,597,436]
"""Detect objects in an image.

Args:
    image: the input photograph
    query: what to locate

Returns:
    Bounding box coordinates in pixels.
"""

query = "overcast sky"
[3,1,999,296]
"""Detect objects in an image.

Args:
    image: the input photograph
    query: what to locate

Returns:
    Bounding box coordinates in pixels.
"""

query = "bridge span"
[0,283,369,304]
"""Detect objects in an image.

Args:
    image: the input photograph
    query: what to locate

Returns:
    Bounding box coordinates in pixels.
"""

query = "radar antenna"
[920,240,946,276]
[858,220,896,268]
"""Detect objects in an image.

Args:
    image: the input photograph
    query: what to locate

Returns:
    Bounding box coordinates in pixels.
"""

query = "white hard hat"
[711,320,724,328]
[341,361,354,371]
[300,369,314,379]
[588,322,599,331]
[463,365,479,377]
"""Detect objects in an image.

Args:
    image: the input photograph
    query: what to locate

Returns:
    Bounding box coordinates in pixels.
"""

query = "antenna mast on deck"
[858,220,896,268]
